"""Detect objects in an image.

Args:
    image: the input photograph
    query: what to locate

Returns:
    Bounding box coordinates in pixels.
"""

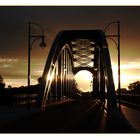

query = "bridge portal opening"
[75,70,93,93]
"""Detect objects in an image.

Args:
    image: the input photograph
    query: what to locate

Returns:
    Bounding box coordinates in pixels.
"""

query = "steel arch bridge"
[37,30,117,110]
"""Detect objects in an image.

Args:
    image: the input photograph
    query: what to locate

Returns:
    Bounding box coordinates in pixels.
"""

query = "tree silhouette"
[0,75,5,91]
[8,85,12,89]
[37,76,46,85]
[37,77,42,84]
[128,81,140,93]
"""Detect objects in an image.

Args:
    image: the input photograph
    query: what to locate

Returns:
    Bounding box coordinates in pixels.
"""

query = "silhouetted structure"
[37,30,117,110]
[0,30,139,133]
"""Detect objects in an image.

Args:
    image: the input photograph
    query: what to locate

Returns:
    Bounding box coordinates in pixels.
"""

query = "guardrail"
[0,92,38,106]
[13,93,38,106]
[115,94,140,110]
[118,94,140,106]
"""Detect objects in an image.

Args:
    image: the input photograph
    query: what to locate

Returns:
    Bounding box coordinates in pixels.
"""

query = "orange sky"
[0,7,140,90]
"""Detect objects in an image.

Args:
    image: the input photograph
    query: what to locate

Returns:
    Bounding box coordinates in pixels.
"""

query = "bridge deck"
[121,104,140,132]
[0,99,137,133]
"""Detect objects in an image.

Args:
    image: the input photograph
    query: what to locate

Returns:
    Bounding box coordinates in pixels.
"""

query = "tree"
[0,75,5,90]
[128,81,140,92]
[116,88,127,94]
[37,77,42,84]
[8,85,12,89]
[37,76,46,85]
[0,75,5,94]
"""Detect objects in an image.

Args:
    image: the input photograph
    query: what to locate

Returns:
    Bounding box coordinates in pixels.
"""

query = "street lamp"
[27,22,46,110]
[104,21,121,110]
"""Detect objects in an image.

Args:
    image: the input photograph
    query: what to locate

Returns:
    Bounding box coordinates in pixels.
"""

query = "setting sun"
[75,70,93,92]
[74,63,140,92]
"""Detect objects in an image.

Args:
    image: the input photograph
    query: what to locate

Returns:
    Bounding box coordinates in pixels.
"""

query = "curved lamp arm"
[104,21,120,34]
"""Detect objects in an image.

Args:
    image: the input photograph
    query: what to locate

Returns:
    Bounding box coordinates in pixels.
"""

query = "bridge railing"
[0,85,39,107]
[0,92,38,107]
[116,94,140,106]
[13,93,38,106]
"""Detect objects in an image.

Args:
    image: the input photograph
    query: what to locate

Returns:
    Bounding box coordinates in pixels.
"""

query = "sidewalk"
[121,105,140,132]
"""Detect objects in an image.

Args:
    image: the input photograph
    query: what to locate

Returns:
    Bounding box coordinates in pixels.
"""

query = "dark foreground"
[0,99,137,133]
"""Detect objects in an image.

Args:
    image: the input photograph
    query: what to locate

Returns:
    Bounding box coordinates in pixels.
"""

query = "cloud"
[2,64,13,68]
[121,63,140,70]
[112,59,140,89]
[112,59,140,70]
[0,58,18,63]
[0,58,20,69]
[5,78,38,88]
[0,58,27,79]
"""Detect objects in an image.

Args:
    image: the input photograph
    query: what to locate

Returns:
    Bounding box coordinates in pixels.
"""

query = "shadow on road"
[0,99,137,133]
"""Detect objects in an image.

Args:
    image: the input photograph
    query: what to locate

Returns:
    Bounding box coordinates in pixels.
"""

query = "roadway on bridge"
[0,99,136,133]
[121,104,140,132]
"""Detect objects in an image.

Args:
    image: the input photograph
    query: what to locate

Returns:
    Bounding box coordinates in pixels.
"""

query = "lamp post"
[104,21,121,110]
[27,22,46,110]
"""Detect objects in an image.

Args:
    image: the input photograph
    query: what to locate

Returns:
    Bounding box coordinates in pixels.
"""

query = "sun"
[75,70,93,92]
[75,68,131,92]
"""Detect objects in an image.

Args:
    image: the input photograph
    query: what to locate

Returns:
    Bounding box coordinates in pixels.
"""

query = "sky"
[0,6,140,90]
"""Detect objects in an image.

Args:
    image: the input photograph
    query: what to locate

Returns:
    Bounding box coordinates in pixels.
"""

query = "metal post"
[104,21,121,110]
[27,22,31,110]
[118,21,121,109]
[27,22,46,110]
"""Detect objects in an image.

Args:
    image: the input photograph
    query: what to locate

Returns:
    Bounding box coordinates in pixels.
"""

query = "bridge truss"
[37,30,117,110]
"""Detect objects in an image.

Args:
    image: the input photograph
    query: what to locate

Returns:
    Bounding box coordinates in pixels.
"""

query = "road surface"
[0,99,136,133]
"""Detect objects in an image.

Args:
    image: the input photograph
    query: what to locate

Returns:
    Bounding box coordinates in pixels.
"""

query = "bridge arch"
[37,31,75,108]
[37,30,117,110]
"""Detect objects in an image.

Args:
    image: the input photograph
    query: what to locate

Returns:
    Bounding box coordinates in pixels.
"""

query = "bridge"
[37,30,117,110]
[0,30,139,133]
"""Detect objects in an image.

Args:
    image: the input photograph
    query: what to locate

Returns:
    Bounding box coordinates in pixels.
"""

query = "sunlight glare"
[75,70,93,92]
[112,62,140,89]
